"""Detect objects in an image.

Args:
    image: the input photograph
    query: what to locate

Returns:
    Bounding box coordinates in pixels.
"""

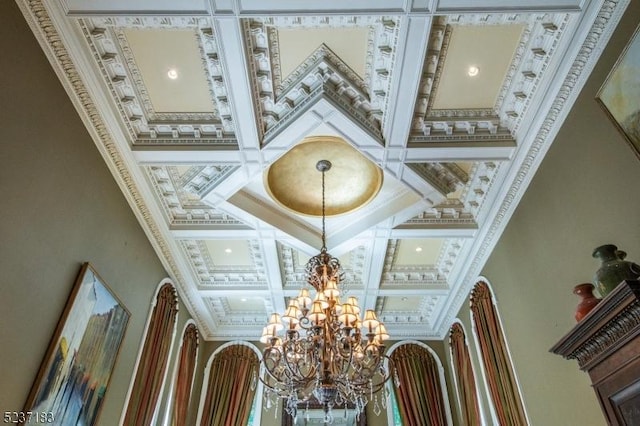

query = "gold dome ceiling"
[265,136,383,216]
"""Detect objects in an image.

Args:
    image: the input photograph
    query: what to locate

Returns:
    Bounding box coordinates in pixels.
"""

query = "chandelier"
[259,160,395,423]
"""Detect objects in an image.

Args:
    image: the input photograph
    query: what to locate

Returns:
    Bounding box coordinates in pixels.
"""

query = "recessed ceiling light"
[224,248,232,254]
[240,298,247,302]
[415,247,423,252]
[167,68,179,80]
[467,66,479,77]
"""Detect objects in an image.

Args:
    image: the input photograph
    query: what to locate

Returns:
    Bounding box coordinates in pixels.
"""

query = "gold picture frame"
[23,263,130,425]
[596,23,640,160]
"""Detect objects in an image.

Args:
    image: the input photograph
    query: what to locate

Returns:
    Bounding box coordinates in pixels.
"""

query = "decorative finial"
[316,160,332,172]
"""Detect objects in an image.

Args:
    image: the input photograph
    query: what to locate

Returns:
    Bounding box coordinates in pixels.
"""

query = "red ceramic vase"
[573,283,601,322]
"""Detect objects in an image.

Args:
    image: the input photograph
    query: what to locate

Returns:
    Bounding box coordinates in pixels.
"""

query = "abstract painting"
[597,23,640,159]
[24,263,130,425]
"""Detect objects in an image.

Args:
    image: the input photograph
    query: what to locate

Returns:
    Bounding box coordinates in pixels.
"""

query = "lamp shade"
[260,325,280,344]
[268,313,284,331]
[375,323,390,341]
[296,288,312,309]
[314,291,330,309]
[338,303,357,326]
[282,301,301,324]
[347,296,361,314]
[323,278,340,299]
[361,309,380,330]
[308,300,327,324]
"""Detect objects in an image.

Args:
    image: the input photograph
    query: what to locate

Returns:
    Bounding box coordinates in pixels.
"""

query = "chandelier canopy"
[260,160,395,423]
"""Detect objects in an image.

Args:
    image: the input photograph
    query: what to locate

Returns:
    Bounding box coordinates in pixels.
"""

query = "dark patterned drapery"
[172,323,199,426]
[123,283,179,426]
[391,343,448,426]
[199,344,258,426]
[449,322,481,425]
[470,281,527,425]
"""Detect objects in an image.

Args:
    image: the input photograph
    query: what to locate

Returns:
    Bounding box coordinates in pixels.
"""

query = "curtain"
[449,322,481,426]
[123,283,179,426]
[199,344,258,426]
[172,323,199,426]
[470,281,527,425]
[391,344,447,426]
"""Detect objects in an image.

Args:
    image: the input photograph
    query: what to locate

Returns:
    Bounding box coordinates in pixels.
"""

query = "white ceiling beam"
[226,191,321,249]
[62,0,211,15]
[198,289,271,297]
[213,17,261,153]
[61,0,583,16]
[232,0,406,15]
[389,227,477,239]
[433,0,582,13]
[383,16,432,150]
[376,288,449,296]
[260,239,287,314]
[360,232,391,312]
[132,148,243,164]
[404,143,515,162]
[326,191,426,250]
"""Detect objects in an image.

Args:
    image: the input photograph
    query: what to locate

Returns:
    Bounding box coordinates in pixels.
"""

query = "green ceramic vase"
[592,244,640,298]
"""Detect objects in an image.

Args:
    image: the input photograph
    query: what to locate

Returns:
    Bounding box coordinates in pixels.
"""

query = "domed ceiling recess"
[17,0,629,340]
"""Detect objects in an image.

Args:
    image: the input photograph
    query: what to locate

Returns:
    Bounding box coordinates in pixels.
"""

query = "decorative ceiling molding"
[437,0,630,338]
[81,17,237,145]
[243,16,400,143]
[145,166,246,227]
[406,162,463,195]
[17,0,630,340]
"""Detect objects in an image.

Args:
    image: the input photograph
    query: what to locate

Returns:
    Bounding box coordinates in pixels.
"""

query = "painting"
[23,263,130,426]
[596,23,640,159]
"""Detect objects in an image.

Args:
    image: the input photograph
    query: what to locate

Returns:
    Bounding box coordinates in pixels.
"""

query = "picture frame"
[596,23,640,160]
[23,263,130,426]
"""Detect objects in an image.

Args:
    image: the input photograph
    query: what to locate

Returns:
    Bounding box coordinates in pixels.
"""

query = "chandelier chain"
[321,165,326,250]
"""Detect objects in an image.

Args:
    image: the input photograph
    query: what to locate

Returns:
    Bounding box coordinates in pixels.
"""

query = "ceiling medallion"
[265,136,383,216]
[260,160,396,423]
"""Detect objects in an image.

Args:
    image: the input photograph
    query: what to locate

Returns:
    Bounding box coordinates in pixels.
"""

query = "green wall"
[0,1,194,423]
[454,2,640,425]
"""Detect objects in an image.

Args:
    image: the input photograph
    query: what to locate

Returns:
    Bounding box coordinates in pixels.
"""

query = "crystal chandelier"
[260,160,395,423]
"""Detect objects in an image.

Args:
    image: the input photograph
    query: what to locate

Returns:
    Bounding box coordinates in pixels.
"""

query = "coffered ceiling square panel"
[123,28,214,113]
[276,27,370,79]
[394,239,444,266]
[432,24,525,110]
[145,165,244,227]
[22,0,629,339]
[279,243,365,292]
[181,240,268,288]
[82,16,236,146]
[203,296,274,337]
[376,295,445,337]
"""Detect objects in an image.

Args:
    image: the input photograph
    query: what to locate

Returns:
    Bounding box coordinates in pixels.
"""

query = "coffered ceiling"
[17,0,629,340]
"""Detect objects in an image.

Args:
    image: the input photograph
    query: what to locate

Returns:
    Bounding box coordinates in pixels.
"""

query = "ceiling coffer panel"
[22,0,627,340]
[242,16,401,143]
[82,17,238,146]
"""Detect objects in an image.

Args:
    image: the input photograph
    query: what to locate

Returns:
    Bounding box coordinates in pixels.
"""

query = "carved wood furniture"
[551,280,640,425]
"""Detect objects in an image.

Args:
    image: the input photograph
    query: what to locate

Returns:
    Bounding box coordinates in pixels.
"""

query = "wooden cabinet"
[551,280,640,425]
